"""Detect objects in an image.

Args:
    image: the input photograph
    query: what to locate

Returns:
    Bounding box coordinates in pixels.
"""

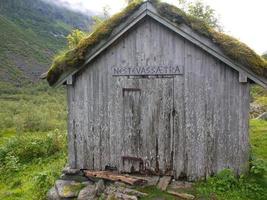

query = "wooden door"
[121,78,174,175]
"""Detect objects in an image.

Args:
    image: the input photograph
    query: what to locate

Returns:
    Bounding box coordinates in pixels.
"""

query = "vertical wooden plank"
[173,35,186,179]
[74,73,84,169]
[67,85,76,168]
[203,55,217,177]
[238,83,250,173]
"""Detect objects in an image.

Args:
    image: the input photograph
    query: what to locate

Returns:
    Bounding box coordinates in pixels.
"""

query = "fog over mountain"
[42,0,96,15]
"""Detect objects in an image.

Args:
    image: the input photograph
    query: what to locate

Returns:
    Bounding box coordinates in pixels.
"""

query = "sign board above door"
[112,65,183,76]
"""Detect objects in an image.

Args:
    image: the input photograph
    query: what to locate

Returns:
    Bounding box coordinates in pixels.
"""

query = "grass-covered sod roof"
[47,0,267,86]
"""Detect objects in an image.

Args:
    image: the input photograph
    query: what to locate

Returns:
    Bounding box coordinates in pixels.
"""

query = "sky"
[55,0,267,54]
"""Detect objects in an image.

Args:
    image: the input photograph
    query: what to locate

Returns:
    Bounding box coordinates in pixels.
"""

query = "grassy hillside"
[0,0,92,85]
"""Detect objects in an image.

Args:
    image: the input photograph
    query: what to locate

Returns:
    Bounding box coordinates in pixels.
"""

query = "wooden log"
[84,170,147,186]
[156,176,172,191]
[167,190,195,199]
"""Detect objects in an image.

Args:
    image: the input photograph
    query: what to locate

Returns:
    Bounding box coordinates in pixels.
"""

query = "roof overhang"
[54,2,267,89]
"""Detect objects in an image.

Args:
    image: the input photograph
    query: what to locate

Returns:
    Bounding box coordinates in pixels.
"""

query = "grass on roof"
[47,0,143,86]
[47,0,267,86]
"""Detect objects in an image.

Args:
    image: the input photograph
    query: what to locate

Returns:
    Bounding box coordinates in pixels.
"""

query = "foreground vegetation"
[0,82,67,199]
[0,83,266,200]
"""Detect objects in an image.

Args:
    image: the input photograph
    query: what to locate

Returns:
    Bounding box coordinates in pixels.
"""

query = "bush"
[33,170,62,200]
[250,158,267,177]
[0,130,66,177]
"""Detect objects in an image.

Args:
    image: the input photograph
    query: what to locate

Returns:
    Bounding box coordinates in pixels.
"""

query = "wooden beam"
[167,190,195,199]
[66,75,73,85]
[84,170,147,186]
[239,72,248,83]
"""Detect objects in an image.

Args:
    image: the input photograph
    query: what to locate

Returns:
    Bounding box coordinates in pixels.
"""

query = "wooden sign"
[112,65,183,76]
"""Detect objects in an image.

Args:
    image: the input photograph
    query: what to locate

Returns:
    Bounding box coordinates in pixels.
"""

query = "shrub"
[250,158,267,178]
[0,130,66,177]
[33,170,60,200]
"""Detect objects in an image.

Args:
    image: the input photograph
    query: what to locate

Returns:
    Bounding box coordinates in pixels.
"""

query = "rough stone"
[60,174,90,182]
[62,166,80,175]
[55,180,88,198]
[77,184,97,200]
[105,186,147,198]
[157,176,172,191]
[107,192,138,200]
[168,180,193,190]
[121,188,147,197]
[95,180,105,196]
[257,112,267,120]
[47,187,60,200]
[142,176,160,186]
[114,181,127,188]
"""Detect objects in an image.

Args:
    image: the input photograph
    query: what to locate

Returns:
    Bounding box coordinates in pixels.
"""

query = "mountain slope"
[0,0,93,85]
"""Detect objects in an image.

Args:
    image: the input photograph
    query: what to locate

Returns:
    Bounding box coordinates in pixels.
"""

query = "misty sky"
[56,0,267,54]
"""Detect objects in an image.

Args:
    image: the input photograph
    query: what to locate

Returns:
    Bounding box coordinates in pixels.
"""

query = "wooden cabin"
[47,1,267,180]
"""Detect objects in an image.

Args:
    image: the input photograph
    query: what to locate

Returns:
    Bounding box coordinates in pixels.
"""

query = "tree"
[177,0,222,30]
[66,29,87,49]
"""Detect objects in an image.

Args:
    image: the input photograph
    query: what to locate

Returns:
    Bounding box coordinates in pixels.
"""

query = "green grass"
[138,186,177,200]
[0,82,67,200]
[250,120,267,160]
[0,151,66,200]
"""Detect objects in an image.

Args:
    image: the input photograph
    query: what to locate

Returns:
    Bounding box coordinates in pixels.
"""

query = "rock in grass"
[78,184,97,200]
[95,179,106,196]
[168,180,193,190]
[62,166,80,175]
[47,187,60,200]
[60,173,90,182]
[157,176,172,191]
[55,180,88,198]
[107,192,138,200]
[104,185,147,198]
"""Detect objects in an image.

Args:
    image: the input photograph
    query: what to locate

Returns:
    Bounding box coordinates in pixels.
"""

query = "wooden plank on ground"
[84,170,147,186]
[167,190,195,199]
[156,176,172,191]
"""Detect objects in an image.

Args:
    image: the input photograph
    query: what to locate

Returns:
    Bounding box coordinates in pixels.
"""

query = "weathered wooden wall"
[67,17,250,180]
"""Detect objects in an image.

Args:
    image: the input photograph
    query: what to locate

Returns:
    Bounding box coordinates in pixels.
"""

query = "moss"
[210,30,267,76]
[63,182,86,197]
[47,0,267,86]
[151,1,267,78]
